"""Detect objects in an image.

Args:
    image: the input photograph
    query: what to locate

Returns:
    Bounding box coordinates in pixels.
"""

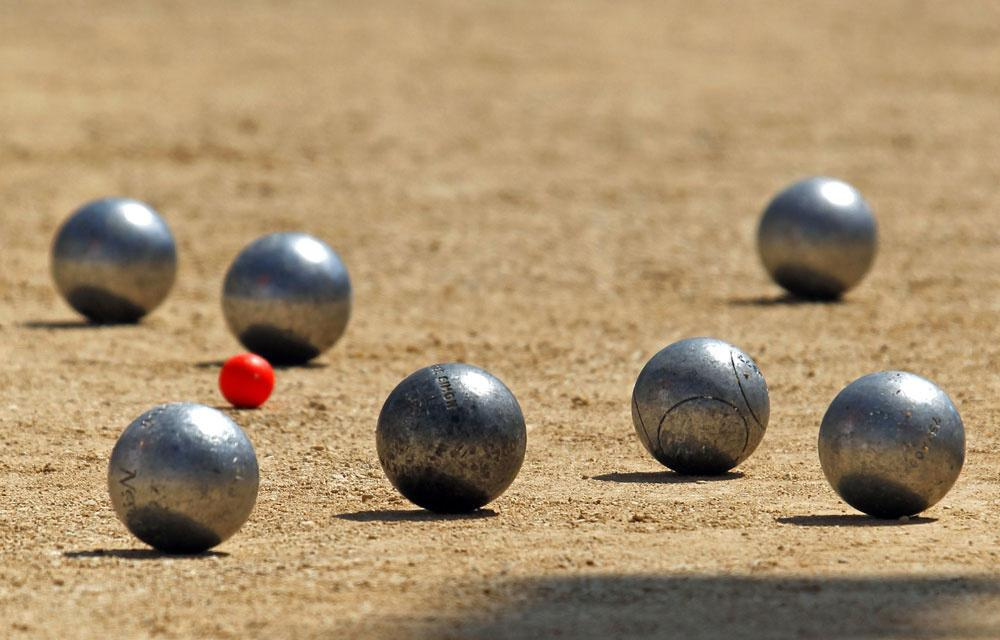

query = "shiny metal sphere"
[51,197,177,323]
[108,403,259,553]
[819,371,965,518]
[757,176,877,299]
[376,363,527,513]
[631,337,769,475]
[222,232,351,365]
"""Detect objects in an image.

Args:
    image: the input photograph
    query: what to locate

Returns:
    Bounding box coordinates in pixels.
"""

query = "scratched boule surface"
[107,403,260,554]
[1,2,1000,638]
[376,363,527,513]
[631,337,769,475]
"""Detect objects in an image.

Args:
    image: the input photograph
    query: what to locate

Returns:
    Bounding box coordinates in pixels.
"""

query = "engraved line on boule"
[633,396,655,452]
[730,352,763,431]
[655,395,749,458]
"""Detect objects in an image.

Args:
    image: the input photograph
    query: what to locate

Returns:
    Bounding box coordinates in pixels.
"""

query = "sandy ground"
[2,1,1000,638]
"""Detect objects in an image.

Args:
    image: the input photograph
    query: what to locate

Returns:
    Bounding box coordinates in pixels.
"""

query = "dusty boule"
[108,403,259,553]
[631,337,769,475]
[376,363,526,513]
[819,371,964,518]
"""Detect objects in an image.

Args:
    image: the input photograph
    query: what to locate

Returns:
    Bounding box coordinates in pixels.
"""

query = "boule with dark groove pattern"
[376,363,527,513]
[108,403,259,554]
[819,371,965,519]
[51,197,177,323]
[757,176,877,299]
[222,232,351,365]
[631,337,769,475]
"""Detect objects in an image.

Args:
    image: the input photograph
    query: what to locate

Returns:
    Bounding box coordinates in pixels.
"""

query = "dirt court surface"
[2,1,1000,638]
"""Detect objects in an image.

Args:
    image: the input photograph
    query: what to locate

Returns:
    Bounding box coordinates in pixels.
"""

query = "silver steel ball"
[107,403,259,553]
[222,232,351,365]
[757,176,877,299]
[631,337,769,475]
[376,363,527,513]
[51,197,177,323]
[819,371,965,518]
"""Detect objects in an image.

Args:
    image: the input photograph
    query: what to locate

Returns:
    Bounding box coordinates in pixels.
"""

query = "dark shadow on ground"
[406,574,1000,639]
[777,514,937,527]
[21,319,134,330]
[194,360,226,369]
[210,405,262,412]
[193,359,327,370]
[335,509,498,523]
[273,361,328,370]
[728,294,844,307]
[194,359,327,371]
[62,548,228,560]
[592,471,744,484]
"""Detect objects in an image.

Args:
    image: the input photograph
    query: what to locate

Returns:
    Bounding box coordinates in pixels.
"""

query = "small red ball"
[219,353,275,409]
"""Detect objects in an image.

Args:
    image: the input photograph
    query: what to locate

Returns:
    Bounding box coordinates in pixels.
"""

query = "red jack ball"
[219,353,275,409]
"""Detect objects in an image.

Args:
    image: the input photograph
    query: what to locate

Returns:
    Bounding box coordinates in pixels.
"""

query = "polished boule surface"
[819,371,965,518]
[376,363,526,513]
[107,403,260,553]
[51,197,177,323]
[757,176,877,299]
[631,337,769,475]
[222,232,352,365]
